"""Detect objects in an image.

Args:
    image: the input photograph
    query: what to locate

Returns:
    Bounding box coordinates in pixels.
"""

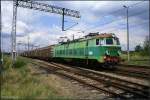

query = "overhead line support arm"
[16,0,80,18]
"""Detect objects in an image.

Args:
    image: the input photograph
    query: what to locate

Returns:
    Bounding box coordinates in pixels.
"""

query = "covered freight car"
[21,45,54,60]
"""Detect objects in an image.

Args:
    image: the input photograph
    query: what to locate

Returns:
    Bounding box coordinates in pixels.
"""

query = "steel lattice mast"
[11,0,18,63]
[11,0,81,64]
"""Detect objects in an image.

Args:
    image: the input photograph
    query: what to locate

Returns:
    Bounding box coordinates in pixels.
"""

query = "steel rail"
[31,62,127,99]
[52,62,149,88]
[119,64,150,69]
[51,62,149,98]
[109,70,149,79]
[32,61,149,99]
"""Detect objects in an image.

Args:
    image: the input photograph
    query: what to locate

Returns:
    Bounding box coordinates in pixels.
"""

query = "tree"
[135,45,142,52]
[143,36,149,55]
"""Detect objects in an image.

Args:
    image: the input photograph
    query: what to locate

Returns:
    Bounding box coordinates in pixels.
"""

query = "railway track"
[116,64,150,79]
[31,60,150,99]
[119,64,150,69]
[101,67,150,80]
[64,62,150,79]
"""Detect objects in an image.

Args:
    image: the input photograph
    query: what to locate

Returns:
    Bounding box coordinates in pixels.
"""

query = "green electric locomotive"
[52,33,121,66]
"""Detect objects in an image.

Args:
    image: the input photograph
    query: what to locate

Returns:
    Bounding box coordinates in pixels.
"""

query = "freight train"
[21,33,121,67]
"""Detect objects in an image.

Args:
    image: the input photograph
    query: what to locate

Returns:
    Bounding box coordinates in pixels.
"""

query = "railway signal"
[11,0,81,64]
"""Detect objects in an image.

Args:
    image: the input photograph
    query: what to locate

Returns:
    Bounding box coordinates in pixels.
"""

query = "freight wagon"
[21,45,53,60]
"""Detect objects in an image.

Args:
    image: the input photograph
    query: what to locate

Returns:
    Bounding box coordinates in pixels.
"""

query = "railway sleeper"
[33,61,150,99]
[56,65,149,96]
[57,71,128,99]
[52,62,149,88]
[50,63,149,98]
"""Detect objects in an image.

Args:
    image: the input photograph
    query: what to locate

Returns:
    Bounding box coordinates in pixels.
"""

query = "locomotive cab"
[95,34,121,66]
[104,37,121,65]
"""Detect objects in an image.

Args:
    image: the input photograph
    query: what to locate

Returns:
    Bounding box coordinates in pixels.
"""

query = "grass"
[1,55,67,99]
[121,53,150,66]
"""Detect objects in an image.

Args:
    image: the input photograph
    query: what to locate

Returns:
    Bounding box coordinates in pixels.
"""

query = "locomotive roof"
[85,33,114,38]
[80,33,115,41]
[58,33,116,45]
[94,33,114,38]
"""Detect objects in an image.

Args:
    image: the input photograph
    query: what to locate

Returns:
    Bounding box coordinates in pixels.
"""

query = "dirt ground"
[28,63,111,99]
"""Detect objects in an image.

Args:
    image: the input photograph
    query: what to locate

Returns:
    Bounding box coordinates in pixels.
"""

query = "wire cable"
[76,1,147,32]
[86,10,148,33]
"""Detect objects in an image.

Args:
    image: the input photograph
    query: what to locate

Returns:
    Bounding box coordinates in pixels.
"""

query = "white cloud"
[1,1,13,34]
[16,20,29,35]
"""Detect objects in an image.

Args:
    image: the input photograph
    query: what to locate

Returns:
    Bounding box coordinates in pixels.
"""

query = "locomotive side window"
[96,39,105,45]
[99,39,105,45]
[106,38,113,45]
[96,39,99,45]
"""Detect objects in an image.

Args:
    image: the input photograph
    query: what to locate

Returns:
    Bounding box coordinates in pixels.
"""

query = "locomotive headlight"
[103,56,107,60]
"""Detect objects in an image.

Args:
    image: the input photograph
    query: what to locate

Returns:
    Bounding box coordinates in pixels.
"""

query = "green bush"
[2,56,67,99]
[3,56,12,69]
[3,55,28,70]
[13,58,27,68]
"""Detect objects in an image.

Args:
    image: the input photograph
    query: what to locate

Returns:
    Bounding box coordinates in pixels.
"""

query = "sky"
[1,0,149,52]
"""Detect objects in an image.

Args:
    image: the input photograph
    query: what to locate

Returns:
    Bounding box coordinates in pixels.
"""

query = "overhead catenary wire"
[104,21,149,33]
[86,10,148,33]
[127,0,147,8]
[87,10,148,33]
[76,0,147,33]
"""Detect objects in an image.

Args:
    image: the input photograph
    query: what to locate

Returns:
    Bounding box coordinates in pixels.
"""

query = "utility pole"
[123,5,130,62]
[11,0,17,64]
[72,34,74,40]
[62,8,65,31]
[25,43,27,51]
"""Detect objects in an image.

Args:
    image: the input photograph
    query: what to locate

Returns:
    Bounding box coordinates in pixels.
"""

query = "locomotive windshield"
[96,37,120,45]
[106,38,113,45]
[106,37,120,45]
